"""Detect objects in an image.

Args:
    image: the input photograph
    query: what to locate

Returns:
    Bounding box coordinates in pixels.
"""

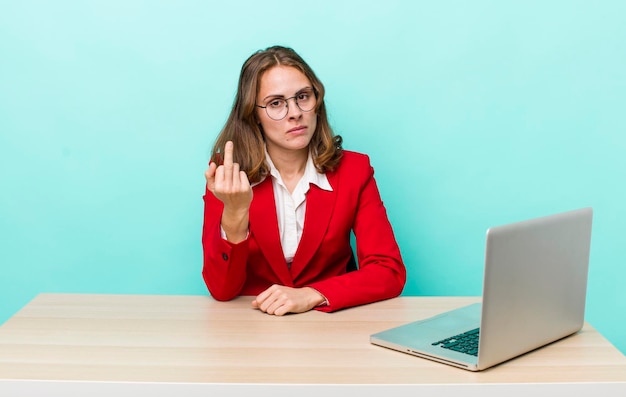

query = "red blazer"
[201,150,406,312]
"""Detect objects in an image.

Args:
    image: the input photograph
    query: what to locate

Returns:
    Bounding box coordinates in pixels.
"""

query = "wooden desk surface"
[0,293,625,387]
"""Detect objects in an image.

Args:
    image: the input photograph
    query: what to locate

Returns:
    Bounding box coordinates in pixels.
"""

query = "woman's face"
[256,65,317,158]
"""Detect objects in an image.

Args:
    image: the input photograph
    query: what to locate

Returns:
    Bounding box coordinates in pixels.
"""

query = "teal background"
[1,1,625,354]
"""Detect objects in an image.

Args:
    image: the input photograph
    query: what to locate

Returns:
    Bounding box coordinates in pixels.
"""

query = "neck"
[268,147,308,177]
[267,147,309,193]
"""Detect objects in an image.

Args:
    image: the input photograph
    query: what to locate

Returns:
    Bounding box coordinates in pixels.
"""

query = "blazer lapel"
[290,173,338,279]
[249,178,294,286]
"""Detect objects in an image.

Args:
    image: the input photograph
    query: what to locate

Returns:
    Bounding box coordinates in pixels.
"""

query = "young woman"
[203,45,405,315]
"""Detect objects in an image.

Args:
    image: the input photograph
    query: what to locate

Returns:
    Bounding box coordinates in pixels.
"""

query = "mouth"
[287,125,307,133]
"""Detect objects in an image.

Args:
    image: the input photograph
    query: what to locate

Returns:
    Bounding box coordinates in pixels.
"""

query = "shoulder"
[328,150,374,185]
[337,150,372,170]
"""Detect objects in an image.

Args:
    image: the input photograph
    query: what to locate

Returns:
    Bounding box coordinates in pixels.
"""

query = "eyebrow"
[261,86,313,101]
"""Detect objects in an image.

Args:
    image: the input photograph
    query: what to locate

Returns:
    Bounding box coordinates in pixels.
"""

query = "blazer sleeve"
[201,188,250,301]
[307,154,406,312]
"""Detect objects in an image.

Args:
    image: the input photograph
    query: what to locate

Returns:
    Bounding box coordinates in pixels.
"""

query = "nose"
[286,97,302,119]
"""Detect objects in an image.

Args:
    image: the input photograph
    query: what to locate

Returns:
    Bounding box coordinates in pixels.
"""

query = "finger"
[214,164,226,190]
[205,162,217,191]
[223,141,234,182]
[262,294,282,315]
[255,285,279,311]
[232,162,241,186]
[269,299,288,316]
[239,170,251,188]
[263,290,288,315]
[206,161,217,178]
[223,141,234,167]
[254,286,272,306]
[273,305,288,316]
[251,298,259,309]
[258,297,274,314]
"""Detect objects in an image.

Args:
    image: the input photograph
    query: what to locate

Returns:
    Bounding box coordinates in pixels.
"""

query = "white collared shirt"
[265,150,333,264]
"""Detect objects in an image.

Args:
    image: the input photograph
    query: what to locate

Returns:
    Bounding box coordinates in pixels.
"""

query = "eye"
[267,99,284,108]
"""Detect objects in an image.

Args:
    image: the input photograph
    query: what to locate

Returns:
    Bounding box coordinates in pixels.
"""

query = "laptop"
[370,207,593,371]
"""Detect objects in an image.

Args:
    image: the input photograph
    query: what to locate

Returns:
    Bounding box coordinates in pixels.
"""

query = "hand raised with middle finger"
[205,141,252,242]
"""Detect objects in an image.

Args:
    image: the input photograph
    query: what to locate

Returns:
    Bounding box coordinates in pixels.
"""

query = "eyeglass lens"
[264,90,316,120]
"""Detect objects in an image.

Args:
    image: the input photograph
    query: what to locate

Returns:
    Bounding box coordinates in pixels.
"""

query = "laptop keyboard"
[432,328,480,356]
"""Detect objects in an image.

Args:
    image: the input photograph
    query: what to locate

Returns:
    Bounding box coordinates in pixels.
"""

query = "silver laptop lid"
[477,207,593,370]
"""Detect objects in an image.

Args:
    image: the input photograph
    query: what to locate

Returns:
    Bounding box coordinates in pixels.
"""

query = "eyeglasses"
[256,89,317,121]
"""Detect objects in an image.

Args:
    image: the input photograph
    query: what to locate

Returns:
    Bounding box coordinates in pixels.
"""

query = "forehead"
[258,65,311,97]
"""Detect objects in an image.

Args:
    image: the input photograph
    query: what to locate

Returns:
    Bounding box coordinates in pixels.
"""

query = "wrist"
[306,287,328,307]
[221,210,249,243]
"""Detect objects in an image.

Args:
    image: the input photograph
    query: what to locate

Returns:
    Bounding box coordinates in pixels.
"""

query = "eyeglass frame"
[255,88,318,121]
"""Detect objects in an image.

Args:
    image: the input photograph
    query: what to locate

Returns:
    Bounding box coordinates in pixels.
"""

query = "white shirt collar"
[263,147,333,192]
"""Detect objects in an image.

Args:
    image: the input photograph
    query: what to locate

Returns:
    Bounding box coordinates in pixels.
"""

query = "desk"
[0,294,624,396]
